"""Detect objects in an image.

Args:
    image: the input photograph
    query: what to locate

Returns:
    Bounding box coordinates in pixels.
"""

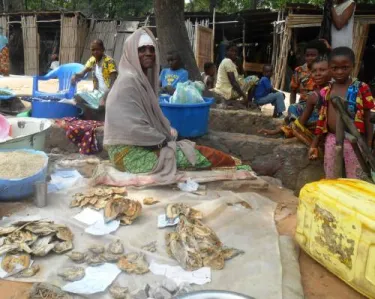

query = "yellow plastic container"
[296,179,375,298]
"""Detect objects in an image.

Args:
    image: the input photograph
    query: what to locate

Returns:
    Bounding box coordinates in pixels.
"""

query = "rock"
[161,279,178,294]
[259,176,283,187]
[221,179,269,191]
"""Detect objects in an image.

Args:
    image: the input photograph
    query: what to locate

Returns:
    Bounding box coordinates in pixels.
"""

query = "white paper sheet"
[48,169,83,193]
[85,218,120,236]
[149,261,211,286]
[62,263,121,295]
[157,214,180,228]
[177,179,199,192]
[74,208,103,226]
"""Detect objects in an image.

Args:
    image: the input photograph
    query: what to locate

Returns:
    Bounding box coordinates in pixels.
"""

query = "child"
[160,51,189,95]
[49,54,60,72]
[202,62,216,89]
[290,39,328,105]
[309,47,374,179]
[259,56,331,146]
[254,65,286,118]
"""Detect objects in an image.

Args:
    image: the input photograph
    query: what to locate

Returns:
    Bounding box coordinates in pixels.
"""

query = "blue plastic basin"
[31,99,81,119]
[0,149,48,201]
[159,97,214,138]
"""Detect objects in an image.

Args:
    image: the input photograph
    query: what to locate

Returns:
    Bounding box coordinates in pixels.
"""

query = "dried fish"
[0,244,19,255]
[166,203,203,220]
[108,239,124,255]
[103,252,122,263]
[89,244,105,254]
[67,251,86,264]
[109,284,129,299]
[143,197,160,205]
[104,197,142,225]
[1,253,30,274]
[0,226,17,236]
[24,222,56,236]
[55,226,73,241]
[58,266,85,282]
[29,282,72,299]
[53,241,73,254]
[15,264,40,278]
[117,253,149,274]
[141,241,157,253]
[222,247,245,260]
[5,230,35,244]
[86,253,106,266]
[31,235,55,256]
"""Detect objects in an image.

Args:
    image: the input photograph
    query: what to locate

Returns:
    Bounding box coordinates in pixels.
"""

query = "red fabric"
[195,145,236,168]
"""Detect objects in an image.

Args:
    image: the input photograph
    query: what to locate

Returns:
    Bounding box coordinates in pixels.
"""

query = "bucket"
[31,99,81,118]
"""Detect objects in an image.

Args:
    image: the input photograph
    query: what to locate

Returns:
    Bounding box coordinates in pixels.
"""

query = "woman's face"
[226,46,238,61]
[138,46,156,70]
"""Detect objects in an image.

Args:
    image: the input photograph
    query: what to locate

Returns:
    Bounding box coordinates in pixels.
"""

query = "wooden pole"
[242,21,246,70]
[212,7,216,62]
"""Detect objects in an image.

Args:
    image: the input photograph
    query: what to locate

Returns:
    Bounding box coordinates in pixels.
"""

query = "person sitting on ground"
[201,62,216,89]
[309,47,374,179]
[254,65,286,118]
[104,28,249,178]
[289,39,329,105]
[71,39,118,121]
[212,44,258,108]
[0,33,9,76]
[48,54,60,72]
[159,51,188,95]
[331,0,355,49]
[259,56,331,146]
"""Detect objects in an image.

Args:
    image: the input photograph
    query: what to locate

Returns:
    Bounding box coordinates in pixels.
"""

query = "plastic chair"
[32,63,85,99]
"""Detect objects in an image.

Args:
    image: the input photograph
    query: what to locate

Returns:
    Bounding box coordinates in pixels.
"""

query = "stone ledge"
[209,108,284,135]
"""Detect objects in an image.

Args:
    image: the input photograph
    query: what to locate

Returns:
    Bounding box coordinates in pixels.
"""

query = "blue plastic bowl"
[0,88,16,101]
[0,149,48,201]
[31,99,81,119]
[159,97,214,138]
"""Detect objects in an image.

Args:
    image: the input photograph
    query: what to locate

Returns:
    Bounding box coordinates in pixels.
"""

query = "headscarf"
[104,28,196,182]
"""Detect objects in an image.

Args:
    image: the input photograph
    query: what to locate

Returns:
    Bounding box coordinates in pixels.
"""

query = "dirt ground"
[0,182,365,299]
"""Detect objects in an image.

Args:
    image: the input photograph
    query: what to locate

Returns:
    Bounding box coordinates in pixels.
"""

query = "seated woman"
[212,44,258,108]
[159,51,188,95]
[104,29,246,180]
[259,56,331,146]
[71,39,118,121]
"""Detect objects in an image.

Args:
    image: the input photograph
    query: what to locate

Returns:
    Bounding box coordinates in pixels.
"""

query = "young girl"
[259,56,331,146]
[309,47,374,179]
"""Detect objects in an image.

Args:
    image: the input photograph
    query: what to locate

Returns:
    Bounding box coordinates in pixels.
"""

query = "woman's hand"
[308,147,319,160]
[171,128,178,138]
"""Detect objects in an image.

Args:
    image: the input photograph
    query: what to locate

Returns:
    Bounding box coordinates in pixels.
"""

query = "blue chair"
[32,63,85,99]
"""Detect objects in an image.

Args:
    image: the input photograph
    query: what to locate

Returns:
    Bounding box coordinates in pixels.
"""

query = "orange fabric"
[0,47,9,76]
[195,145,236,168]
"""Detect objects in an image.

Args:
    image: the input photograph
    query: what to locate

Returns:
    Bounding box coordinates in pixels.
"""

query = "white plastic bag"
[170,81,205,104]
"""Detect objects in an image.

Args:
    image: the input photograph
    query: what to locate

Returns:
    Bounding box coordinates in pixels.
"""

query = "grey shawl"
[104,28,196,182]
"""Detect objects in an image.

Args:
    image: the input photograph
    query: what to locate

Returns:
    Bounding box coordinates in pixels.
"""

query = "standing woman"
[331,0,355,49]
[104,29,246,182]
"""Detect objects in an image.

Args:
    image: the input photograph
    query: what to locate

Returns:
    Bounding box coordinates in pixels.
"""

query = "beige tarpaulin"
[0,186,303,299]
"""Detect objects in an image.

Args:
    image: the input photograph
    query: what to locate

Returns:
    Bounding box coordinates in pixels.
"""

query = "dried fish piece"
[86,253,106,266]
[143,197,160,205]
[104,198,129,222]
[0,244,19,255]
[24,222,56,236]
[222,247,245,260]
[29,282,72,299]
[109,284,129,299]
[141,241,157,253]
[111,187,127,195]
[55,226,73,241]
[31,235,55,256]
[117,253,149,274]
[202,250,225,270]
[166,203,203,220]
[1,253,30,274]
[70,199,80,208]
[103,252,122,263]
[58,266,85,282]
[15,264,40,278]
[0,226,17,236]
[67,251,86,264]
[5,230,35,244]
[89,244,105,254]
[53,241,73,254]
[108,239,124,255]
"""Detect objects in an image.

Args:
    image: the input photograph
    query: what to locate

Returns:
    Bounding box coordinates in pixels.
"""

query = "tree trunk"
[154,0,201,81]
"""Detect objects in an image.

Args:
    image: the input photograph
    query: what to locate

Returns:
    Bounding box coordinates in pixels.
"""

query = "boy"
[309,47,374,179]
[72,39,118,120]
[202,62,216,89]
[160,51,188,95]
[254,65,286,118]
[49,54,59,72]
[290,40,328,104]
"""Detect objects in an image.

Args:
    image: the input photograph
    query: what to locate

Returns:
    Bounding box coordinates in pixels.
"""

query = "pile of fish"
[0,219,74,277]
[71,186,142,225]
[64,239,149,281]
[165,203,244,271]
